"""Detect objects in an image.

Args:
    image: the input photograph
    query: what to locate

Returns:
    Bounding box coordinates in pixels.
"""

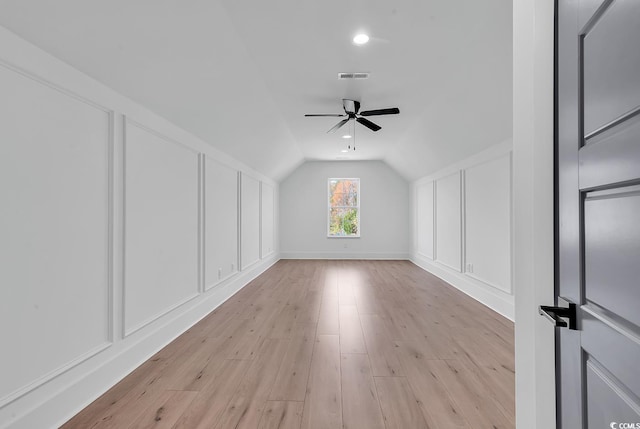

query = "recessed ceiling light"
[342,135,352,139]
[341,149,349,153]
[353,34,369,45]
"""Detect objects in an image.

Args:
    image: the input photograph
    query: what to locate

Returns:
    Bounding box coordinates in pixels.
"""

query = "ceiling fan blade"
[327,118,350,133]
[356,117,381,132]
[359,107,400,116]
[342,99,361,114]
[305,114,346,117]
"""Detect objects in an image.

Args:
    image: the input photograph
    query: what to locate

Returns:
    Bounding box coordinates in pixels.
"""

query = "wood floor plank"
[301,335,342,429]
[128,390,197,429]
[430,359,513,429]
[339,305,367,354]
[162,336,227,391]
[374,376,430,429]
[337,277,356,307]
[317,289,339,336]
[340,354,385,429]
[394,340,470,428]
[452,331,516,421]
[172,359,252,429]
[268,306,298,339]
[359,314,403,376]
[295,289,322,325]
[257,401,304,429]
[352,282,380,315]
[270,328,315,401]
[214,338,290,429]
[60,352,178,429]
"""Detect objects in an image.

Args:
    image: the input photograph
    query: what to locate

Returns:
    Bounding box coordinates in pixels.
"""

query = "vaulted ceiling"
[0,0,512,181]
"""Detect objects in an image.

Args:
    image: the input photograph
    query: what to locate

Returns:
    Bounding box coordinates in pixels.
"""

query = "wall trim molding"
[410,254,514,321]
[280,251,410,260]
[0,342,112,410]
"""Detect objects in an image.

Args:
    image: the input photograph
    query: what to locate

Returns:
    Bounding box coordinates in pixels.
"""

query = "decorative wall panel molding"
[123,119,200,336]
[464,154,512,293]
[204,156,239,289]
[435,172,462,271]
[261,182,275,258]
[240,173,261,269]
[0,61,112,406]
[416,181,435,260]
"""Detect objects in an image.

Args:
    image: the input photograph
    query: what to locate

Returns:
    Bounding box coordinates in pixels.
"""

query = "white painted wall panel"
[204,157,238,289]
[416,181,435,259]
[435,172,462,271]
[0,64,111,404]
[124,121,199,335]
[465,155,512,292]
[261,182,274,258]
[241,173,260,269]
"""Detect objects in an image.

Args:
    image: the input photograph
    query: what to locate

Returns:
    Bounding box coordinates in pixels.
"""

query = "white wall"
[411,141,514,320]
[280,160,409,259]
[0,27,279,429]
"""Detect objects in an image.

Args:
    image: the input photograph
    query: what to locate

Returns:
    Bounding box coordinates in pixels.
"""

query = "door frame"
[513,0,557,428]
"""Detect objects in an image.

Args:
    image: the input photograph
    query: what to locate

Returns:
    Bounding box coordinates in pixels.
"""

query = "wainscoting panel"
[415,181,435,259]
[465,154,512,293]
[241,173,261,269]
[435,172,462,271]
[203,156,238,289]
[0,62,112,406]
[0,28,282,429]
[123,120,199,336]
[261,182,275,258]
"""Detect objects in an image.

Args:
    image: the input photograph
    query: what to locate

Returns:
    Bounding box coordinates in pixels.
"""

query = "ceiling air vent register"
[338,72,370,80]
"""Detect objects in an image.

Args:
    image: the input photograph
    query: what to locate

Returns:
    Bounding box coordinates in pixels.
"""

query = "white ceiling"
[0,0,512,181]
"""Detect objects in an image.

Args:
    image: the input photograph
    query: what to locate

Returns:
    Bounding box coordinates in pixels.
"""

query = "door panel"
[580,114,640,189]
[586,360,640,428]
[556,0,640,427]
[582,310,640,400]
[584,188,640,328]
[583,0,640,135]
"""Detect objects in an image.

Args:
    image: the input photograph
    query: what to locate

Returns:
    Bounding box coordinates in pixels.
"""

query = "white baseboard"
[0,255,279,429]
[280,251,409,260]
[410,253,514,321]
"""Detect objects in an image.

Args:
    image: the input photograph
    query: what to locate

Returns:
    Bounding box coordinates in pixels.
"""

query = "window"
[328,178,360,237]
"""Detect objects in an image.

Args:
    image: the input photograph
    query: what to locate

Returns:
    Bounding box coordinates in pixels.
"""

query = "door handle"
[539,298,577,329]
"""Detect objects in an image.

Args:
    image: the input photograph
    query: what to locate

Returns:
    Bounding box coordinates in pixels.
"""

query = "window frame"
[327,177,360,238]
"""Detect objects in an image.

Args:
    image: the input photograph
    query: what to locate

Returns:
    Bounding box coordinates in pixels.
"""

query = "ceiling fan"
[305,99,400,133]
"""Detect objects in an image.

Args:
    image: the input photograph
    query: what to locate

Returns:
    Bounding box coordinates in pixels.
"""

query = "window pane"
[329,207,359,236]
[329,179,358,208]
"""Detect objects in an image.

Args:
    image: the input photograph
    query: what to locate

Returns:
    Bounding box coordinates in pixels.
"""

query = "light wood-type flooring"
[63,260,515,429]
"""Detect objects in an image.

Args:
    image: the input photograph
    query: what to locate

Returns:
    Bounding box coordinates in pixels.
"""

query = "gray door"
[555,0,640,427]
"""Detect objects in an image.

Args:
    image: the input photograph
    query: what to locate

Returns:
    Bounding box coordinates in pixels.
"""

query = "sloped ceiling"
[0,0,512,181]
